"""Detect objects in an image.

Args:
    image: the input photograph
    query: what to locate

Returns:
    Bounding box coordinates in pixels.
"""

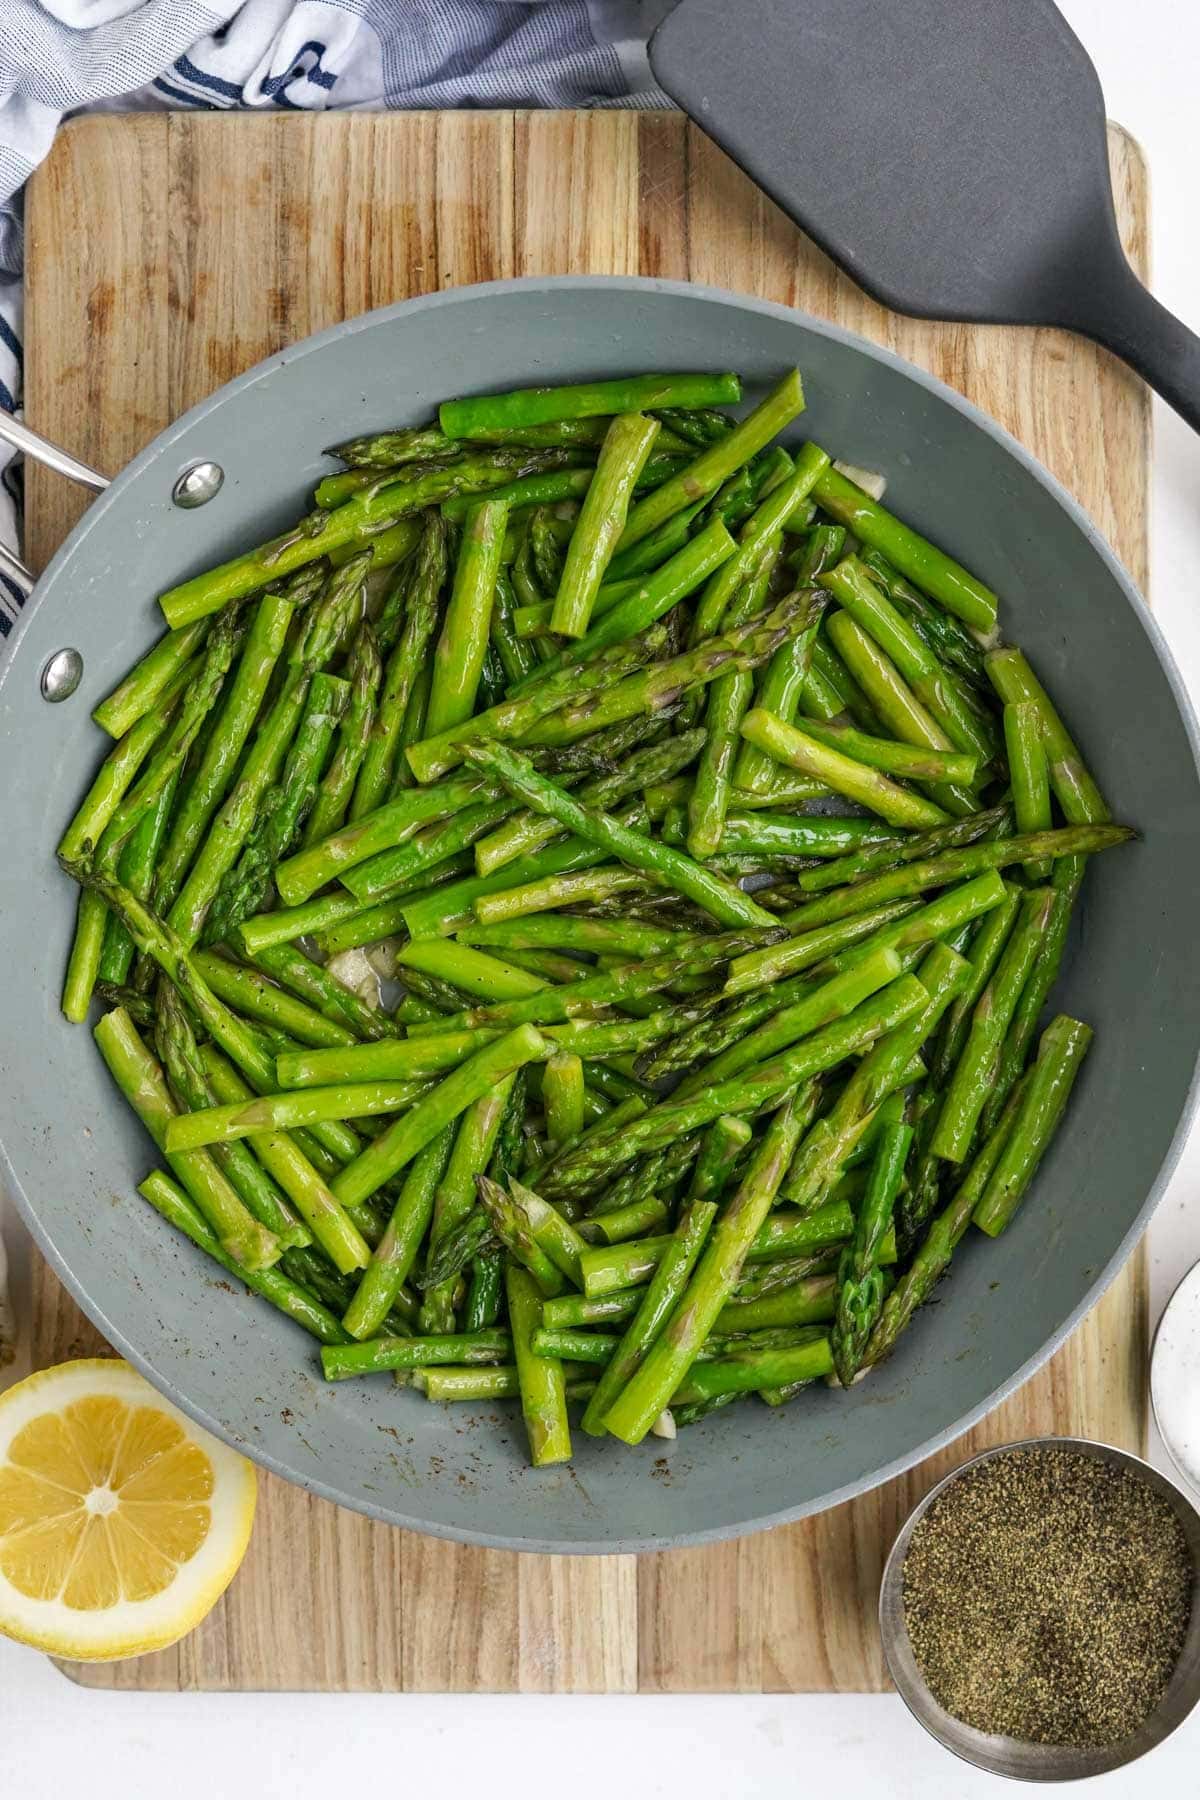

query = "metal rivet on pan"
[172,461,225,509]
[41,648,83,702]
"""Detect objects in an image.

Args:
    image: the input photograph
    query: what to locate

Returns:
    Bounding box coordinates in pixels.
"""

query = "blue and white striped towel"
[0,0,672,634]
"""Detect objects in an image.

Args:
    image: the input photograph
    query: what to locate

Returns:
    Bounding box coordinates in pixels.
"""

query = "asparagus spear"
[424,497,508,737]
[276,774,487,904]
[781,716,977,786]
[780,825,1133,932]
[1002,702,1052,881]
[715,1272,838,1335]
[151,580,316,913]
[543,1291,645,1329]
[191,951,354,1050]
[689,947,905,1091]
[687,537,785,857]
[340,1127,456,1339]
[474,1176,564,1296]
[75,867,366,1172]
[864,1076,1031,1367]
[155,981,309,1249]
[59,656,197,867]
[782,941,969,1206]
[536,978,927,1195]
[811,466,998,633]
[247,940,399,1043]
[831,1105,912,1385]
[792,805,1009,896]
[986,647,1110,824]
[398,925,780,1033]
[931,887,1056,1161]
[138,1171,348,1345]
[857,548,989,690]
[516,517,736,689]
[474,726,701,877]
[689,452,829,652]
[318,446,578,509]
[350,513,449,818]
[579,1199,718,1435]
[651,404,736,447]
[531,1329,617,1364]
[405,616,676,783]
[824,613,977,815]
[580,1196,669,1244]
[96,606,246,869]
[543,1054,586,1147]
[197,1047,372,1274]
[322,1330,513,1379]
[93,619,211,739]
[980,854,1085,1136]
[97,771,180,986]
[641,900,921,1083]
[577,1197,861,1297]
[680,812,888,861]
[819,556,993,766]
[397,807,647,939]
[419,1081,514,1333]
[670,1335,833,1405]
[416,1367,598,1403]
[489,567,538,683]
[461,740,777,929]
[164,1078,432,1148]
[726,869,1006,995]
[94,1008,281,1271]
[602,1089,809,1444]
[930,883,1021,1085]
[973,1016,1093,1236]
[439,373,741,438]
[303,624,382,844]
[689,1115,755,1200]
[459,914,681,958]
[549,413,661,636]
[507,1263,572,1466]
[168,555,372,944]
[615,371,804,551]
[804,634,887,735]
[154,458,520,627]
[205,670,348,942]
[738,709,949,830]
[331,1024,549,1208]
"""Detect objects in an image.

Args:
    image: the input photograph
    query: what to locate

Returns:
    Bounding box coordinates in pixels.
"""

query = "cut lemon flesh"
[0,1359,255,1659]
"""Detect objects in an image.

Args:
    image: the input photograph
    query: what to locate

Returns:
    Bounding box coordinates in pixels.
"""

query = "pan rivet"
[172,461,225,509]
[41,648,83,703]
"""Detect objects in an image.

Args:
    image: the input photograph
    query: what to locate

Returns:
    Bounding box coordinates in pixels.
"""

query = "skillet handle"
[0,416,109,595]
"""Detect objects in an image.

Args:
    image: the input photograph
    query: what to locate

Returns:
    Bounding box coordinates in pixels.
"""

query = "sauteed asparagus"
[59,368,1131,1465]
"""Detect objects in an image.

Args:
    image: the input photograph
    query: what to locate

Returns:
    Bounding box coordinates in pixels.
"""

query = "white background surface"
[3,2,1200,1792]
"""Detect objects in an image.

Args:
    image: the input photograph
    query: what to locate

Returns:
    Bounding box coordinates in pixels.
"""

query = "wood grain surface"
[22,111,1149,1693]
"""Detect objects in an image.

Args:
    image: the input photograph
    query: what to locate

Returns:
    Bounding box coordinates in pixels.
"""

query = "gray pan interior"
[1,278,1197,1552]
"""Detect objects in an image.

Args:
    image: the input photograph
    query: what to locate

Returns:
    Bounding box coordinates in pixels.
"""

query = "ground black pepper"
[902,1448,1194,1748]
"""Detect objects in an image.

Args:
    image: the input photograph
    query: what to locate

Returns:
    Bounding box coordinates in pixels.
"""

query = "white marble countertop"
[3,2,1200,1790]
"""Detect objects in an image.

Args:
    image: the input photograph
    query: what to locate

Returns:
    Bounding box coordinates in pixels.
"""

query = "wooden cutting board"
[22,111,1149,1693]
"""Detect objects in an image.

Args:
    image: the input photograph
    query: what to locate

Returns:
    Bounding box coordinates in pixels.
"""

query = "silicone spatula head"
[650,0,1200,430]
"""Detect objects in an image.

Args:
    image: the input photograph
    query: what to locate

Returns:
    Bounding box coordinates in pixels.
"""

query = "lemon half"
[0,1358,256,1660]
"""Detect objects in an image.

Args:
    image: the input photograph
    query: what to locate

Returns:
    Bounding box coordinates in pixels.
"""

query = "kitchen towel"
[0,0,672,632]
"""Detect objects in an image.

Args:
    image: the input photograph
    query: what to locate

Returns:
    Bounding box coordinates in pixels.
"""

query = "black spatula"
[650,0,1200,431]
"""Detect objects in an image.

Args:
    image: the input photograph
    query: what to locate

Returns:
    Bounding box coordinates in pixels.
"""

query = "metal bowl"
[3,278,1200,1550]
[880,1437,1200,1780]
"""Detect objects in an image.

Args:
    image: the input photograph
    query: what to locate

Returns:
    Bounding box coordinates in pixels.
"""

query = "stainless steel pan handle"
[0,416,110,597]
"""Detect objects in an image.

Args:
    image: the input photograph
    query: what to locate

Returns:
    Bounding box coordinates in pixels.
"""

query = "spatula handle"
[1065,251,1200,435]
